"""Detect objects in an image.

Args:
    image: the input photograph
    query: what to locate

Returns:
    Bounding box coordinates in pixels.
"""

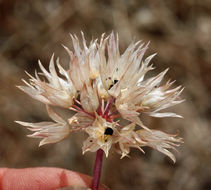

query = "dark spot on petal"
[104,127,113,135]
[114,79,118,84]
[106,77,112,81]
[108,84,114,90]
[108,79,119,90]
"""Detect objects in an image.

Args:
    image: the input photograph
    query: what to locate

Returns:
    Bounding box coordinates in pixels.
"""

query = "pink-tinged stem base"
[91,149,104,190]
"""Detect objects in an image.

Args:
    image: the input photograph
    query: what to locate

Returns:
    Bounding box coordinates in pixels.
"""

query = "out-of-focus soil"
[0,0,210,190]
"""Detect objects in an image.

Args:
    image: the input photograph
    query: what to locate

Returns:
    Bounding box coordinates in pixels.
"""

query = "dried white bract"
[16,32,184,162]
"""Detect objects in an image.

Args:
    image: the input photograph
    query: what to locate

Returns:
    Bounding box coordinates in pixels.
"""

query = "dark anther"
[106,77,112,81]
[104,127,113,135]
[108,79,119,90]
[114,79,118,84]
[108,84,114,90]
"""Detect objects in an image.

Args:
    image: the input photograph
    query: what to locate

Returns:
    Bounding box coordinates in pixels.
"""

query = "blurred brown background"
[0,0,211,190]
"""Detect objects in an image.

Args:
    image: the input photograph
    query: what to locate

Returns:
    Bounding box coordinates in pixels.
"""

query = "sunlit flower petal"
[82,114,117,157]
[136,129,183,163]
[15,106,70,146]
[18,55,76,108]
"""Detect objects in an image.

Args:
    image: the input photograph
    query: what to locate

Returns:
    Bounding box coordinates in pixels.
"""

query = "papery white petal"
[80,84,99,113]
[115,123,145,158]
[17,85,51,104]
[16,109,70,146]
[46,105,65,123]
[82,138,99,154]
[68,112,94,131]
[137,129,183,163]
[19,56,76,108]
[148,112,183,118]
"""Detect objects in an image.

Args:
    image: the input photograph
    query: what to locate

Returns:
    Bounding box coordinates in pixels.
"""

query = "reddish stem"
[110,114,120,119]
[91,149,104,190]
[72,105,95,118]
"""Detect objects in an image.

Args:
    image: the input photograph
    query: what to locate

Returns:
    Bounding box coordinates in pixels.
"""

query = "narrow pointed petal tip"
[16,85,21,89]
[15,121,29,126]
[15,120,22,125]
[39,142,44,147]
[104,151,109,158]
[120,154,128,159]
[61,44,69,50]
[39,139,51,147]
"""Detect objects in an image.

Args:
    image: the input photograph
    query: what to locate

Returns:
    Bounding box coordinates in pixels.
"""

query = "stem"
[91,149,104,190]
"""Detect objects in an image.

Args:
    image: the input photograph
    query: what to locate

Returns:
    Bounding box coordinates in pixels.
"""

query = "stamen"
[101,99,105,114]
[72,105,95,118]
[103,97,114,117]
[74,98,82,105]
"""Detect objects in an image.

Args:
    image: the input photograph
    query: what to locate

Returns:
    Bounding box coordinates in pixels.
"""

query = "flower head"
[16,32,184,162]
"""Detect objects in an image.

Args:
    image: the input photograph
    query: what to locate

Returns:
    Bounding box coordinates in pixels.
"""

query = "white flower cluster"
[16,33,184,162]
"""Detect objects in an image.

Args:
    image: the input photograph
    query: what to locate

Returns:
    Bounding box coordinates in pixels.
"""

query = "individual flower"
[114,123,145,159]
[16,32,184,162]
[18,54,76,108]
[16,106,70,146]
[82,114,118,157]
[136,129,182,163]
[114,124,182,162]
